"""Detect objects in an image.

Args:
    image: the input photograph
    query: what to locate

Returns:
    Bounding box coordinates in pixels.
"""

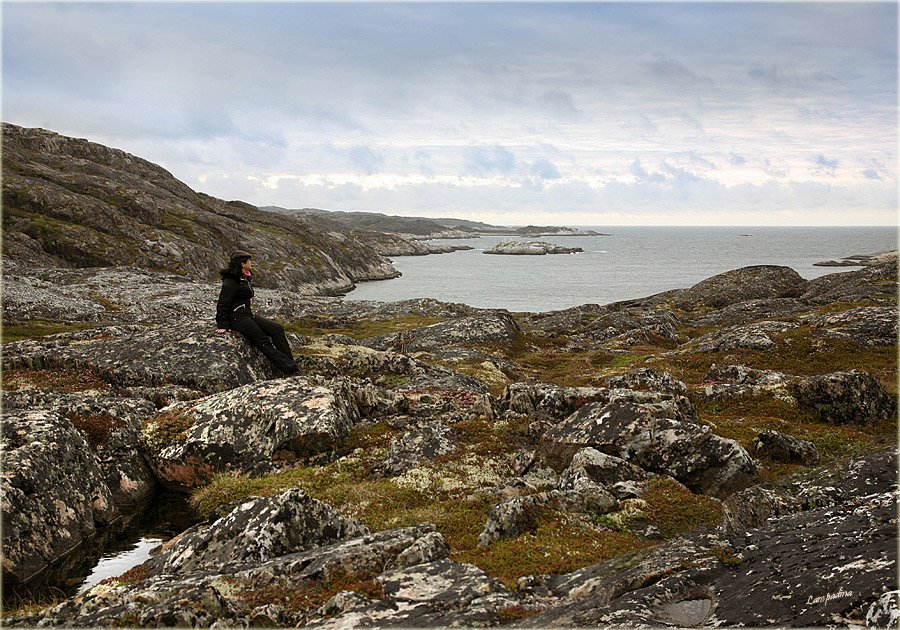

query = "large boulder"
[538,400,757,496]
[690,320,798,353]
[674,265,807,311]
[2,410,119,591]
[142,376,360,490]
[792,370,897,425]
[152,489,369,576]
[372,423,457,478]
[753,429,819,466]
[3,391,157,509]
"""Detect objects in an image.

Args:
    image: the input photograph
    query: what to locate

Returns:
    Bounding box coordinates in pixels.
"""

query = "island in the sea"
[483,240,583,255]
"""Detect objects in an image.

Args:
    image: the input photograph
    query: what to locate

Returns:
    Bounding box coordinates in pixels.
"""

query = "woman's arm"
[215,279,237,329]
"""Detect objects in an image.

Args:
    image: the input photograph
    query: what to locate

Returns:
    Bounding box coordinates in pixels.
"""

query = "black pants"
[230,312,297,373]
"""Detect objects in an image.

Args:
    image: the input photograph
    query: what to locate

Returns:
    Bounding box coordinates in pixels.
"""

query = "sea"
[346,226,897,313]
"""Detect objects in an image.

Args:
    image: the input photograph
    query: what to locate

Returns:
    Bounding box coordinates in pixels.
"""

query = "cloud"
[764,159,789,178]
[529,159,562,180]
[348,145,385,175]
[729,151,747,166]
[465,144,516,176]
[811,154,839,177]
[537,89,579,117]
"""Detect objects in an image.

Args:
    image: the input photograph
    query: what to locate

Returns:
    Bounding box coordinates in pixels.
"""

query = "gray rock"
[2,410,119,590]
[754,429,819,466]
[690,320,798,353]
[705,363,792,386]
[802,305,899,346]
[141,376,360,490]
[674,265,807,311]
[792,370,897,425]
[152,489,369,575]
[3,390,157,509]
[362,311,521,352]
[538,400,757,496]
[600,368,687,395]
[516,453,897,628]
[2,320,304,400]
[373,423,457,478]
[802,254,898,305]
[690,298,811,327]
[558,448,651,498]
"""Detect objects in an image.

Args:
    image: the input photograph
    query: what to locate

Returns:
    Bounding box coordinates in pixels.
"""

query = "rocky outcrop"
[2,123,398,293]
[3,391,157,509]
[484,241,583,255]
[538,399,757,496]
[801,252,898,305]
[2,321,304,401]
[2,410,120,590]
[152,489,369,576]
[791,370,897,425]
[753,429,820,466]
[362,311,521,352]
[674,265,807,311]
[517,449,897,628]
[521,304,683,347]
[802,305,898,346]
[142,377,360,490]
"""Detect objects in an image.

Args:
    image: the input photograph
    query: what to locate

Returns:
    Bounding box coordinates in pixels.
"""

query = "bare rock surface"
[791,370,897,425]
[362,311,521,352]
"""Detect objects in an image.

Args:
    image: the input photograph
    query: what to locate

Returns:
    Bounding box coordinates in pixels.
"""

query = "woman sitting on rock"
[215,250,298,374]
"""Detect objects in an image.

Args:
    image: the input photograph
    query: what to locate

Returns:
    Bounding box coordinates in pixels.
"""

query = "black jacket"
[216,270,255,328]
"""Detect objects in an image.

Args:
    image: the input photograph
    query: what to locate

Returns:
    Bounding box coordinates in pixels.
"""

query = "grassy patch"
[231,569,382,618]
[457,511,651,589]
[653,326,897,392]
[2,320,97,343]
[285,315,444,340]
[1,587,69,620]
[2,364,112,394]
[641,477,724,538]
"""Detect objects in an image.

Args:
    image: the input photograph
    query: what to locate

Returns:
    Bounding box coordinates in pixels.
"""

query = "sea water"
[346,226,897,312]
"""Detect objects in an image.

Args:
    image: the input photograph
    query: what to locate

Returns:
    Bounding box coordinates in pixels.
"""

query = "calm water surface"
[347,226,897,312]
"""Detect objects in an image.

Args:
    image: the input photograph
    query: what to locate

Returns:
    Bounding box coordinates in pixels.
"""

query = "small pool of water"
[58,492,200,598]
[75,537,164,593]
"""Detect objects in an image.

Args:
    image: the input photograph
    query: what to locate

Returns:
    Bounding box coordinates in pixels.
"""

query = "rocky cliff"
[2,124,399,293]
[2,250,897,627]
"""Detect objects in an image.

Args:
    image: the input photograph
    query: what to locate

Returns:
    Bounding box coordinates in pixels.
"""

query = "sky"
[2,1,898,226]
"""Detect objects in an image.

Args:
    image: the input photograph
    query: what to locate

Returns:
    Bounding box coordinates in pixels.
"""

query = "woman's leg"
[253,315,296,366]
[230,315,296,372]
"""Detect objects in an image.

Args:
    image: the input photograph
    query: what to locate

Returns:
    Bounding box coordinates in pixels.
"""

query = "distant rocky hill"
[1,124,398,294]
[265,206,604,239]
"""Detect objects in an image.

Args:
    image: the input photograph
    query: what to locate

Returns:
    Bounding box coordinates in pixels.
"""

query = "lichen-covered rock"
[477,488,618,546]
[362,311,521,352]
[1,410,119,590]
[802,254,898,305]
[2,320,304,399]
[3,390,157,509]
[558,448,651,499]
[538,400,757,496]
[517,452,897,628]
[142,376,359,490]
[792,370,897,425]
[521,304,682,347]
[152,489,369,575]
[690,298,811,327]
[674,265,807,311]
[690,320,798,353]
[754,429,819,466]
[802,305,899,346]
[600,368,687,396]
[373,423,457,478]
[705,363,791,386]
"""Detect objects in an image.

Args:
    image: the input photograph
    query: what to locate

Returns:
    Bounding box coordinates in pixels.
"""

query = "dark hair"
[225,256,249,276]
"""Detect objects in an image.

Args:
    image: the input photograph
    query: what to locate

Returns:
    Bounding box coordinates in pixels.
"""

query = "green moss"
[2,320,97,343]
[143,408,195,449]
